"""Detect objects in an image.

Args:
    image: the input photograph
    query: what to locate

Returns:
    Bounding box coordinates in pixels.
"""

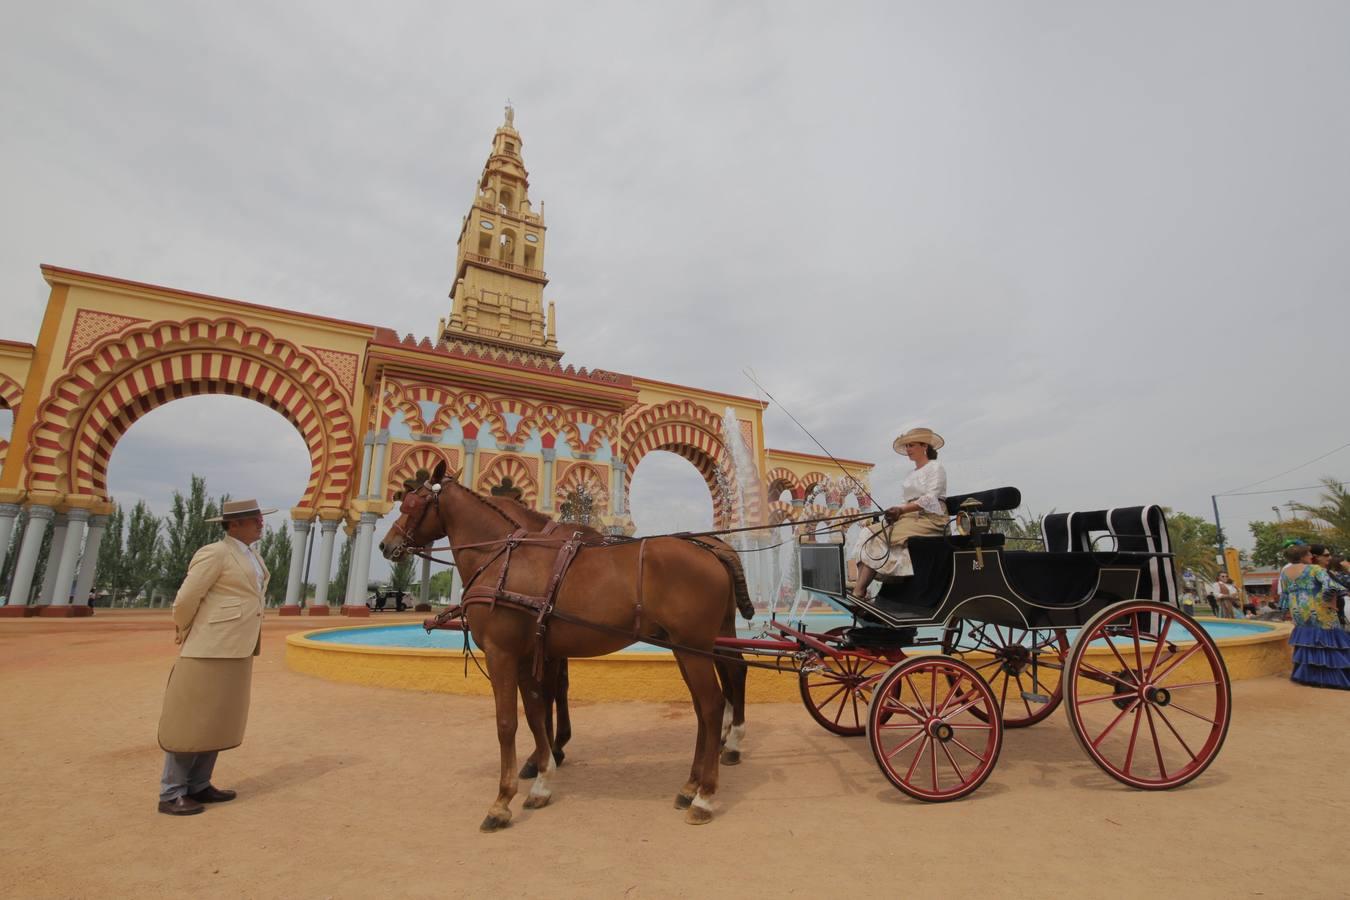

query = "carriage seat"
[1001,551,1101,607]
[865,534,1005,622]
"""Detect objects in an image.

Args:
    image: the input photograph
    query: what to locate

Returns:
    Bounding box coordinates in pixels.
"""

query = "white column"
[37,514,69,604]
[0,503,21,575]
[71,514,110,607]
[367,430,390,502]
[7,506,54,607]
[282,518,311,608]
[359,432,376,499]
[541,448,557,512]
[49,509,89,607]
[311,518,339,609]
[612,457,628,515]
[344,513,378,610]
[461,438,478,488]
[419,556,432,607]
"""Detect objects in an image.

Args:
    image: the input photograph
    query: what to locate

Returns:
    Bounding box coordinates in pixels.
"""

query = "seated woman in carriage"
[848,427,948,602]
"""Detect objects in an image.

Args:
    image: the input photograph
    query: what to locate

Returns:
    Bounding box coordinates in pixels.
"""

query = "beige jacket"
[172,538,270,658]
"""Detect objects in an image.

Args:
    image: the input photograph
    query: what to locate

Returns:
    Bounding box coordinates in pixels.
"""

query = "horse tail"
[684,536,755,621]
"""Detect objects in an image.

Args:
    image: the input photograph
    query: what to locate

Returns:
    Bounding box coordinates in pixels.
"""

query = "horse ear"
[449,468,462,484]
[432,460,447,484]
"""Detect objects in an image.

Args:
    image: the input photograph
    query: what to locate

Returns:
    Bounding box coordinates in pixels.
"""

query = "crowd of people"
[1276,541,1350,690]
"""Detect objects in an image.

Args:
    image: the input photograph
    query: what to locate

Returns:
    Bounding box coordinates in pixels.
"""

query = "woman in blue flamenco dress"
[1279,543,1350,690]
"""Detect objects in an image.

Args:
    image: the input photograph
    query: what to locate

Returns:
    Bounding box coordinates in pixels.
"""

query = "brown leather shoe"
[187,785,236,803]
[158,796,205,816]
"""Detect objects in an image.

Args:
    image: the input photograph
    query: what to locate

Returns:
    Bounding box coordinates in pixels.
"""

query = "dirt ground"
[1,611,1344,899]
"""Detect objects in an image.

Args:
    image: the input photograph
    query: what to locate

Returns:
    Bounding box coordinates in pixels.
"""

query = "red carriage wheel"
[942,619,1070,727]
[866,656,1003,802]
[799,650,888,737]
[1063,601,1231,790]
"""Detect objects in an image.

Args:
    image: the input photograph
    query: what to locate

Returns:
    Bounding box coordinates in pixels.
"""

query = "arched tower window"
[499,228,517,263]
[499,188,515,213]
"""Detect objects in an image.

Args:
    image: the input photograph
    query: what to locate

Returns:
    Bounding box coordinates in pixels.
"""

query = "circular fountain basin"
[286,613,1292,702]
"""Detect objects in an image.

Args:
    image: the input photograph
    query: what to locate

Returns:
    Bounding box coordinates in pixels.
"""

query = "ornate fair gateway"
[0,110,871,617]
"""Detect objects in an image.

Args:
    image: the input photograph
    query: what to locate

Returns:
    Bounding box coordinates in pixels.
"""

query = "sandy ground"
[0,610,1345,900]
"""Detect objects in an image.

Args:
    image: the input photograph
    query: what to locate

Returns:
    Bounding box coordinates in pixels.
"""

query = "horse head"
[379,460,454,560]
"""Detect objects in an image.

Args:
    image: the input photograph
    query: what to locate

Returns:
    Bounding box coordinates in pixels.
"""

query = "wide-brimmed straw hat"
[205,499,279,523]
[892,427,945,454]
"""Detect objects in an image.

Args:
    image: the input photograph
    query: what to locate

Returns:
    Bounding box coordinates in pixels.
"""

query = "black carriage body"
[800,488,1178,632]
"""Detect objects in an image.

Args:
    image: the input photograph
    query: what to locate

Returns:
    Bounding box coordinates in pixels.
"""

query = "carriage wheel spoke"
[950,735,986,762]
[998,667,1011,712]
[1160,679,1220,691]
[1144,616,1173,680]
[904,735,931,782]
[944,694,989,720]
[939,739,966,783]
[1167,700,1219,726]
[1078,691,1141,706]
[1153,705,1198,763]
[948,722,994,730]
[1149,641,1205,686]
[810,681,849,709]
[1130,616,1144,674]
[1122,701,1145,776]
[884,727,927,762]
[934,674,962,717]
[1077,661,1138,691]
[903,675,930,717]
[881,695,926,722]
[1143,704,1168,780]
[929,734,939,791]
[1102,628,1136,677]
[1090,697,1140,750]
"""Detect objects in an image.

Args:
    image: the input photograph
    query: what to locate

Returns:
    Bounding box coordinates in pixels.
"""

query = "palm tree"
[1287,478,1350,550]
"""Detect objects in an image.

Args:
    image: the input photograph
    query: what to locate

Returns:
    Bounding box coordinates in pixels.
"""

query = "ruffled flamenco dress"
[1282,565,1350,690]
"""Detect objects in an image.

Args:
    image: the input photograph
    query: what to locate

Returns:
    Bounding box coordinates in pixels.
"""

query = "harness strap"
[634,539,647,637]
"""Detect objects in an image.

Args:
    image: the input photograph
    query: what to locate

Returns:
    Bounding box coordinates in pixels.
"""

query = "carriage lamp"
[955,497,991,537]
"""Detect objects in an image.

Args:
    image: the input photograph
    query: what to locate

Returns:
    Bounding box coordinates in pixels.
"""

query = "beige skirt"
[158,656,254,754]
[855,511,948,577]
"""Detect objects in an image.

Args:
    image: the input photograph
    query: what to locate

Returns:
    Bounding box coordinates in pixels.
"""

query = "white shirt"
[226,535,266,595]
[902,460,947,515]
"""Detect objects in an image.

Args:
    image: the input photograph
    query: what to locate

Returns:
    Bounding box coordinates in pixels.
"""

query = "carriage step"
[1020,691,1051,704]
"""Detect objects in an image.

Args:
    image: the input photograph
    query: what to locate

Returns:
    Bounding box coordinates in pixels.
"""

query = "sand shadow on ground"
[230,755,354,798]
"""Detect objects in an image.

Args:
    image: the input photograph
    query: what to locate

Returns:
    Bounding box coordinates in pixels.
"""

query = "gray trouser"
[160,751,219,802]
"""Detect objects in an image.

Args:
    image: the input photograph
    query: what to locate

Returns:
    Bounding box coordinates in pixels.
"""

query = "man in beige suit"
[156,499,274,816]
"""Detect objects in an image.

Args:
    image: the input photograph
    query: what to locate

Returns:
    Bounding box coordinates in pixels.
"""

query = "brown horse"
[380,462,754,829]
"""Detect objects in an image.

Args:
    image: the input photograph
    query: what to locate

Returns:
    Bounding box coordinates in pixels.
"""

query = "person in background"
[1213,573,1239,619]
[1322,551,1349,627]
[1278,543,1350,689]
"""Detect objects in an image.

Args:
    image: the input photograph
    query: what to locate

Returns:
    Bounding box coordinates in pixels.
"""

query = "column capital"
[541,448,557,462]
[88,514,111,528]
[358,512,380,526]
[462,438,479,453]
[319,518,340,534]
[374,429,390,445]
[25,505,57,522]
[291,518,313,533]
[65,508,91,523]
[0,503,22,518]
[610,456,626,470]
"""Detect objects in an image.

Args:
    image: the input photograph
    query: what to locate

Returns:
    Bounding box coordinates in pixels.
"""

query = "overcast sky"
[3,2,1348,582]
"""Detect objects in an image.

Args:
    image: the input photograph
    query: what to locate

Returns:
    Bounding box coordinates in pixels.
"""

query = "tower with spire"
[439,104,560,363]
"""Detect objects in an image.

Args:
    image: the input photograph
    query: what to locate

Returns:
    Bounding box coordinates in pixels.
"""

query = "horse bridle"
[388,481,442,559]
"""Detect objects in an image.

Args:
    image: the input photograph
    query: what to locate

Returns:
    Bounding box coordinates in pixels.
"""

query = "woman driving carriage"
[848,427,948,602]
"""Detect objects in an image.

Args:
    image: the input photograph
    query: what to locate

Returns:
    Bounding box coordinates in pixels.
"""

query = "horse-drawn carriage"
[385,467,1231,828]
[719,487,1232,801]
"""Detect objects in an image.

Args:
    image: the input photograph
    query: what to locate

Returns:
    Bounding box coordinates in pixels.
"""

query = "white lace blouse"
[901,461,947,515]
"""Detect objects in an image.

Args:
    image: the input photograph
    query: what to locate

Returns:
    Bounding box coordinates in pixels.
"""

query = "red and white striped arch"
[554,460,610,512]
[385,445,460,501]
[0,372,21,469]
[474,454,539,507]
[23,317,357,509]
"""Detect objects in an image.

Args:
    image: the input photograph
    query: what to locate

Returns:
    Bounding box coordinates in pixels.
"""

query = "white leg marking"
[692,791,715,814]
[724,723,746,754]
[527,753,555,801]
[721,705,733,743]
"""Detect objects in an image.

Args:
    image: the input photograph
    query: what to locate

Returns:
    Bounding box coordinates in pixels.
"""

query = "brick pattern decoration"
[305,346,360,400]
[474,454,539,508]
[64,309,148,360]
[383,378,620,454]
[553,460,610,511]
[25,317,357,509]
[620,398,748,529]
[385,444,461,501]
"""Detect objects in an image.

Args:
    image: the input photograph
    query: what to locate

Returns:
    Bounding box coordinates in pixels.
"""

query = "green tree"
[389,555,416,593]
[120,501,163,603]
[258,523,292,606]
[0,507,29,597]
[328,531,352,605]
[427,568,455,601]
[95,505,126,602]
[159,475,227,596]
[993,510,1049,548]
[1288,477,1350,551]
[1248,518,1323,567]
[1164,510,1222,579]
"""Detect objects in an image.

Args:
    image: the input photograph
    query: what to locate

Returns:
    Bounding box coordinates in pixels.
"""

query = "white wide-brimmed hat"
[892,427,945,454]
[205,499,279,523]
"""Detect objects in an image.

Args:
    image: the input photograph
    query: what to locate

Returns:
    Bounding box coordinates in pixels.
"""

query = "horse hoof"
[674,793,694,810]
[479,812,512,832]
[523,793,551,810]
[519,761,539,779]
[720,749,742,766]
[685,805,714,825]
[552,749,566,766]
